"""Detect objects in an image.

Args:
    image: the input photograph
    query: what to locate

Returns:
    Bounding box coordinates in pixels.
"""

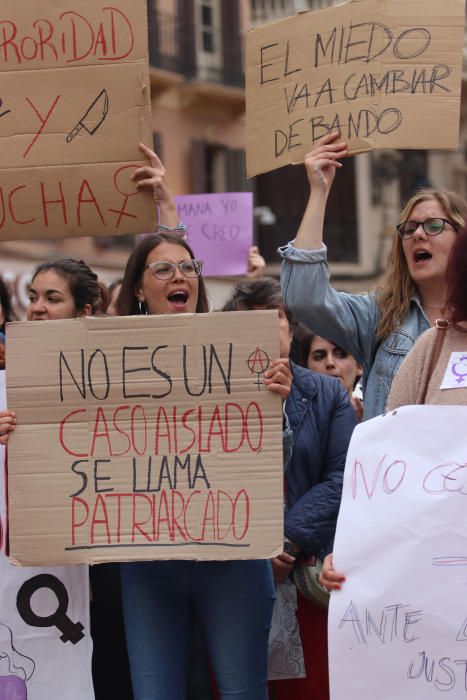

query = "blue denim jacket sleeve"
[279,242,380,378]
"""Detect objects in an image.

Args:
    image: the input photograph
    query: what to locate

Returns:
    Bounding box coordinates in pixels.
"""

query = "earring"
[206,296,214,313]
[138,299,148,315]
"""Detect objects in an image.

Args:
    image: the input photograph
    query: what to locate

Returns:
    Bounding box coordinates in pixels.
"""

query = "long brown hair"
[117,232,209,316]
[446,225,467,328]
[376,189,467,341]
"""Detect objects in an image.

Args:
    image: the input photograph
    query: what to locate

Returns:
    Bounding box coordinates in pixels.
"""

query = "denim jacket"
[279,242,430,419]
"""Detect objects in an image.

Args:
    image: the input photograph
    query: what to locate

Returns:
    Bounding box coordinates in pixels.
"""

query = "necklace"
[422,302,445,309]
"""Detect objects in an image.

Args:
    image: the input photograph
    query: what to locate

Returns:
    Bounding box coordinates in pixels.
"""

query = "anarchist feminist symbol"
[247,347,270,390]
[17,574,85,645]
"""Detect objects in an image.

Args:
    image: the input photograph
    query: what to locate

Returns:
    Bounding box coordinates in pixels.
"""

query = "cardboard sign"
[175,193,254,277]
[0,0,156,241]
[0,372,94,700]
[245,0,465,176]
[329,405,467,700]
[6,312,284,566]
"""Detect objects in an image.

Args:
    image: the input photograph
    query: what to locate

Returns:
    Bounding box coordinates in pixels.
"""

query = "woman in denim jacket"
[279,133,467,420]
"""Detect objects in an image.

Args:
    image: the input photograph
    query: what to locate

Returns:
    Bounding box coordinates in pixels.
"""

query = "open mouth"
[167,290,189,306]
[413,250,432,263]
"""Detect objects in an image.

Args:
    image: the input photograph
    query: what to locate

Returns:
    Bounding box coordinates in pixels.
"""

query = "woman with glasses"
[320,224,467,594]
[279,132,467,420]
[117,232,293,700]
[387,223,467,410]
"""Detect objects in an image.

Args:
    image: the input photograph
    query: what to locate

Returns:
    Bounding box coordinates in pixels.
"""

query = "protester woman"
[387,224,467,408]
[320,224,467,592]
[223,278,357,700]
[279,132,467,419]
[117,234,292,700]
[0,258,110,699]
[292,326,362,419]
[0,258,102,441]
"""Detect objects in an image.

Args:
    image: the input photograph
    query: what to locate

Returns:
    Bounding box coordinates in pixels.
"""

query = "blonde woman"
[279,132,467,419]
[320,221,467,594]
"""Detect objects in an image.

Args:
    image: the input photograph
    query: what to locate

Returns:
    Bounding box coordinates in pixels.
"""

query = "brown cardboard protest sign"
[246,0,465,177]
[0,0,156,240]
[6,312,284,565]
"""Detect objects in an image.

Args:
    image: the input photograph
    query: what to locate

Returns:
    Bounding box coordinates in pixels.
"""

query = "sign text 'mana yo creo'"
[245,0,465,176]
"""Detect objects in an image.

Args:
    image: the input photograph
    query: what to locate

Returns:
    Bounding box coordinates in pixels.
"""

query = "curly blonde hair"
[376,188,467,341]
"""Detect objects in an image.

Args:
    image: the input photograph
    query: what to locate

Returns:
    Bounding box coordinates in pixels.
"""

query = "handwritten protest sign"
[175,193,253,277]
[329,405,467,699]
[6,312,284,566]
[0,373,93,700]
[245,0,465,177]
[0,0,156,241]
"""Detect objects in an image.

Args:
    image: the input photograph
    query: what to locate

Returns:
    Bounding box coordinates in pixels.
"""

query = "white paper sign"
[0,372,94,700]
[440,352,467,390]
[329,405,467,700]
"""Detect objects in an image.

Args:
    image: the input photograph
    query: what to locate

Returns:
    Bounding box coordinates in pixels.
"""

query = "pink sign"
[175,193,253,277]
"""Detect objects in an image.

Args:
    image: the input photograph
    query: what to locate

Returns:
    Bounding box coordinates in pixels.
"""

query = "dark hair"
[117,232,209,316]
[291,325,362,388]
[290,323,315,367]
[0,276,17,332]
[104,278,122,314]
[446,225,467,327]
[95,280,110,316]
[108,278,123,299]
[222,277,295,326]
[31,259,102,314]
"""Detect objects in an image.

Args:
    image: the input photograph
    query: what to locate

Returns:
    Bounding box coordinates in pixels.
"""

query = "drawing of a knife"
[66,89,109,143]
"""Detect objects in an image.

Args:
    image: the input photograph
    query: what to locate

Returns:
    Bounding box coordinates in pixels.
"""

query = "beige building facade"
[1,0,466,314]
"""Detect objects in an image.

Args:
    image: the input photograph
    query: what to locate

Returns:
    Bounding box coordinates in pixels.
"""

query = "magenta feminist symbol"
[451,355,467,385]
[247,347,270,390]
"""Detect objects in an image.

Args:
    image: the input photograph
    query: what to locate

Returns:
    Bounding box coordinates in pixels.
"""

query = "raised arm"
[294,132,347,250]
[133,143,181,229]
[280,134,378,376]
[281,249,380,377]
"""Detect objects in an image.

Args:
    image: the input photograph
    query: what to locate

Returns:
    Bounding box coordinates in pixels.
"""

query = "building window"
[250,0,334,24]
[201,2,215,52]
[255,160,358,264]
[191,140,250,194]
[195,0,221,80]
[399,151,430,203]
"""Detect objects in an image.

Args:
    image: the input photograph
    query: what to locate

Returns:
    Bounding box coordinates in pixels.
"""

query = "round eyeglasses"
[396,218,458,239]
[145,259,203,280]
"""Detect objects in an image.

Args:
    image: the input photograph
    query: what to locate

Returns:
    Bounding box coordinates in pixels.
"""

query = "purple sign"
[175,193,253,277]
